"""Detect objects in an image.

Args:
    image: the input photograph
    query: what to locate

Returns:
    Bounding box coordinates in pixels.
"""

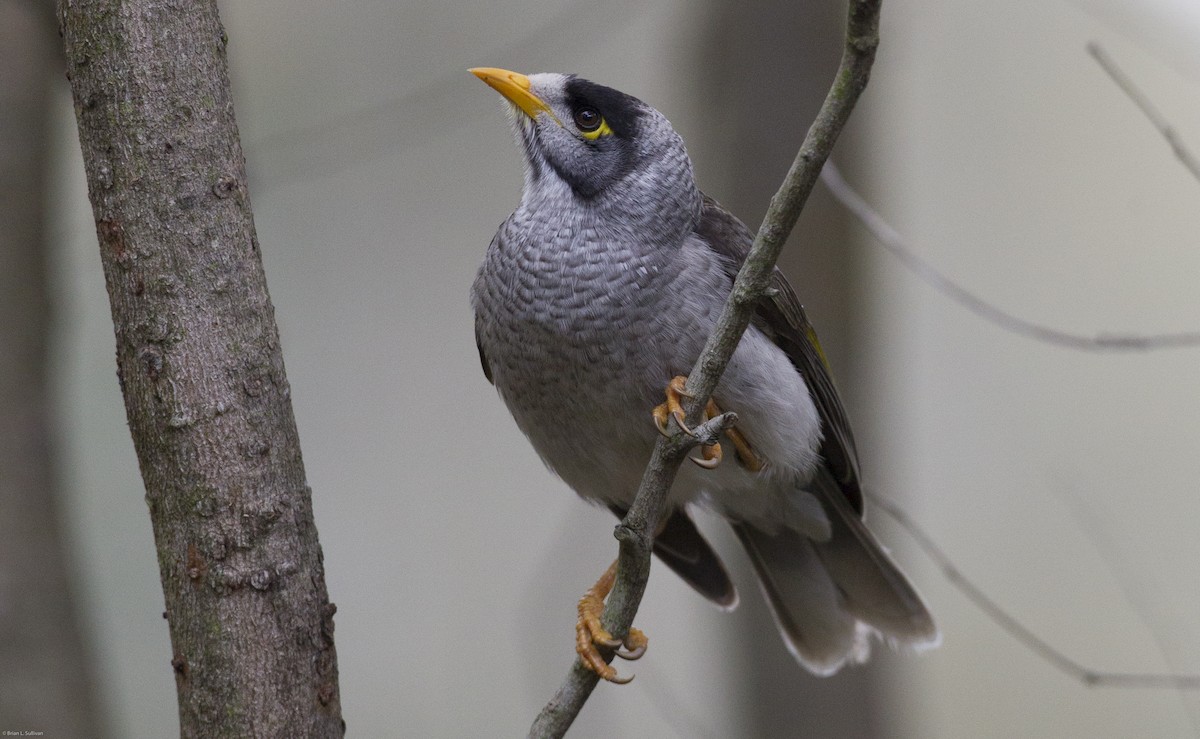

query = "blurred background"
[3,0,1199,736]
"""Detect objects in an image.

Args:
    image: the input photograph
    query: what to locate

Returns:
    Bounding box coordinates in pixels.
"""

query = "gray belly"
[472,231,725,504]
[472,231,823,517]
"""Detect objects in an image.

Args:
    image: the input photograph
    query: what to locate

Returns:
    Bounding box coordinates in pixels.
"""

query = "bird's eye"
[573,107,602,132]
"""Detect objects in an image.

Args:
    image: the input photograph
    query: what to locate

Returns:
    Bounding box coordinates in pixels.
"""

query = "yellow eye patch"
[572,106,611,140]
[580,118,613,140]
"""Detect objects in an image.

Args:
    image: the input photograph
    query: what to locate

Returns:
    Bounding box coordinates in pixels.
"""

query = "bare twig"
[527,1,884,736]
[820,162,1200,351]
[1049,481,1200,732]
[866,489,1200,690]
[1088,41,1200,185]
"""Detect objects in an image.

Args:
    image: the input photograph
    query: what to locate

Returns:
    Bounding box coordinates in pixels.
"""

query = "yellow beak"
[470,67,557,123]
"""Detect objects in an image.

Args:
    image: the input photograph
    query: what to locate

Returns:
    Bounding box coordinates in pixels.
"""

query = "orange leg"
[719,402,763,472]
[576,559,648,684]
[651,376,696,435]
[652,375,763,472]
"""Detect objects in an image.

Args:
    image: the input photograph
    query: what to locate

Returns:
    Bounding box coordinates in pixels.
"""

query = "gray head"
[471,68,702,241]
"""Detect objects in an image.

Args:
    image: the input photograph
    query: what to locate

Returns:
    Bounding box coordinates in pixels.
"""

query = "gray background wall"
[26,0,1200,736]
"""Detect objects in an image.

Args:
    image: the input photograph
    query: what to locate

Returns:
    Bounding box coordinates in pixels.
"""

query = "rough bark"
[0,1,105,734]
[58,2,343,736]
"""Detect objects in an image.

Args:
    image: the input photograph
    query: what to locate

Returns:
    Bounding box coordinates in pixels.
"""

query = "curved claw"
[575,561,647,684]
[690,441,723,469]
[652,375,699,439]
[616,627,648,661]
[672,411,695,437]
[617,643,647,661]
[667,375,693,399]
[652,405,673,438]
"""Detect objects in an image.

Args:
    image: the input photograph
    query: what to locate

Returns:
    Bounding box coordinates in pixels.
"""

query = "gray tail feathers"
[732,474,938,675]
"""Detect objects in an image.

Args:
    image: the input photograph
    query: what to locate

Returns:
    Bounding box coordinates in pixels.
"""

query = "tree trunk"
[58,2,343,735]
[0,1,105,733]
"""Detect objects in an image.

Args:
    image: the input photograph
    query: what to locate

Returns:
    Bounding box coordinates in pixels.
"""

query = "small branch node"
[691,411,738,446]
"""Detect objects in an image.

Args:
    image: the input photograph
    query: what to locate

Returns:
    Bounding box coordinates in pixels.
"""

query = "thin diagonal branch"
[1088,41,1200,185]
[866,489,1200,690]
[527,1,883,735]
[821,162,1200,351]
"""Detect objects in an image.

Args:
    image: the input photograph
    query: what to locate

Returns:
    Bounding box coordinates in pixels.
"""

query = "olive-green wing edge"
[695,193,863,514]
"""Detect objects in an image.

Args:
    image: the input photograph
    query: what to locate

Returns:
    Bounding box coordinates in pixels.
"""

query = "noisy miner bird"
[469,67,938,682]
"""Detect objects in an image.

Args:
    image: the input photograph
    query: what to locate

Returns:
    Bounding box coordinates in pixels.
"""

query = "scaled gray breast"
[472,207,680,392]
